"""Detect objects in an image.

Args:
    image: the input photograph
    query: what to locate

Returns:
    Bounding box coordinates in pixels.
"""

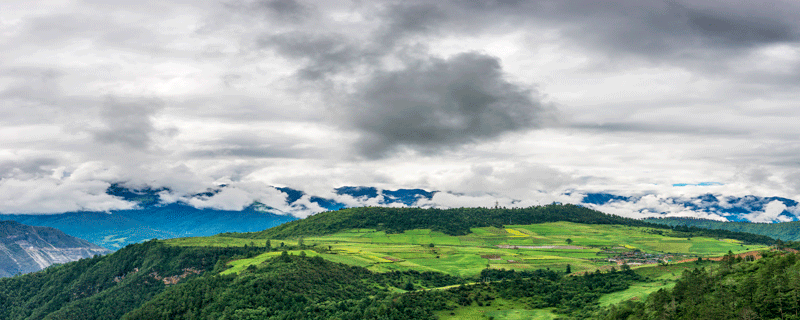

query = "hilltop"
[241,205,775,245]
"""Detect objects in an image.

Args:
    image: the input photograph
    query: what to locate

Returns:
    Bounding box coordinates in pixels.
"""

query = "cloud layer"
[2,0,800,216]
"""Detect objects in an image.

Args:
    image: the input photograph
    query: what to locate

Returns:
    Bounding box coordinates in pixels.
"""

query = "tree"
[566,264,572,274]
[566,238,573,245]
[266,240,271,251]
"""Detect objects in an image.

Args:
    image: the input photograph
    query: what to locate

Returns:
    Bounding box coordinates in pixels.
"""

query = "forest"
[604,250,800,319]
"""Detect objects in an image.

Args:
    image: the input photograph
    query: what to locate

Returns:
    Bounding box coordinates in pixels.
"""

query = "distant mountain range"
[580,192,800,222]
[0,220,109,277]
[2,184,798,250]
[0,185,437,250]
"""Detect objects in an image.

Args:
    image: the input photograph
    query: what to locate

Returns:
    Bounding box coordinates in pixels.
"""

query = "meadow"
[165,221,764,277]
[158,221,769,319]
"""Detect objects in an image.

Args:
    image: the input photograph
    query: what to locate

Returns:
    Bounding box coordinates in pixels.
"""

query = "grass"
[434,299,558,320]
[163,221,764,317]
[221,250,319,275]
[598,260,718,306]
[166,222,766,278]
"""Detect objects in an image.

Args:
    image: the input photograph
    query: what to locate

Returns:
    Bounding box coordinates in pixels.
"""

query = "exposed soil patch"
[481,255,502,260]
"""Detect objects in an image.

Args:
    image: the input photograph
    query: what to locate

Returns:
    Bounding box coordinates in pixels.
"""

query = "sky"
[2,0,800,218]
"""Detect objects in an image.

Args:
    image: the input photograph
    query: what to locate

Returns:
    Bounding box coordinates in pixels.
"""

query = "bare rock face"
[0,220,110,277]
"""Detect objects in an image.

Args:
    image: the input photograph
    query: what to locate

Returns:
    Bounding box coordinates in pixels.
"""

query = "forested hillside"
[244,205,776,245]
[604,250,800,319]
[0,241,262,319]
[647,217,800,241]
[125,255,643,320]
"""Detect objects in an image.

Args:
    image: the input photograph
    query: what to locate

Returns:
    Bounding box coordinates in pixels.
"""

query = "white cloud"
[743,200,791,223]
[2,0,800,218]
[0,176,134,214]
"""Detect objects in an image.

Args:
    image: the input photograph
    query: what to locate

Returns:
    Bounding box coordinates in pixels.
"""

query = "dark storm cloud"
[452,0,800,58]
[259,32,374,80]
[358,1,799,64]
[377,3,447,45]
[347,52,549,158]
[254,2,446,80]
[92,98,164,150]
[684,8,795,46]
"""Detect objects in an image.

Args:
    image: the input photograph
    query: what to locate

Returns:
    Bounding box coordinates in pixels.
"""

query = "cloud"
[259,32,373,80]
[2,0,800,219]
[742,200,792,223]
[0,162,136,214]
[91,97,165,150]
[345,52,551,157]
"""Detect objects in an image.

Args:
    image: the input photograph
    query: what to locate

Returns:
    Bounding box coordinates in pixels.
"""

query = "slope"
[2,203,296,250]
[242,205,776,245]
[0,220,110,277]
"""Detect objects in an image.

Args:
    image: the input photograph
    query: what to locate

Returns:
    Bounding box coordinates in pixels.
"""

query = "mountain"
[0,184,437,250]
[0,220,109,277]
[3,183,797,251]
[1,203,296,251]
[580,192,800,222]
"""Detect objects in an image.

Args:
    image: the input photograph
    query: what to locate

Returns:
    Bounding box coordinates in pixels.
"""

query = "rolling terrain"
[0,205,784,319]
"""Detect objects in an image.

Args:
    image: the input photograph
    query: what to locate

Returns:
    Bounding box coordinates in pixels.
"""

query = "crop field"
[165,221,765,277]
[161,222,767,319]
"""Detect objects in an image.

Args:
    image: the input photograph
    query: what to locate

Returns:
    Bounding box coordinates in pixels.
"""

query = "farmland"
[165,221,765,277]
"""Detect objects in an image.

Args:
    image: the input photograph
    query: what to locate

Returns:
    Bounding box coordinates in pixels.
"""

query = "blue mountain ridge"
[4,184,797,251]
[1,184,438,250]
[581,192,799,222]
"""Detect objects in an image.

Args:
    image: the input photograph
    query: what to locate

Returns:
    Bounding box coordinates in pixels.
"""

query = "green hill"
[0,205,788,319]
[242,205,776,245]
[604,251,800,319]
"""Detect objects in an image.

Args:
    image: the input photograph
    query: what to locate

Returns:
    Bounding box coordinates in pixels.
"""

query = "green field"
[165,221,764,278]
[433,300,558,320]
[157,221,770,318]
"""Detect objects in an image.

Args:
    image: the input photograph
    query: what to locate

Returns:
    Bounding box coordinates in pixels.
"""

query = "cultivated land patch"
[165,221,766,277]
[161,222,768,318]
